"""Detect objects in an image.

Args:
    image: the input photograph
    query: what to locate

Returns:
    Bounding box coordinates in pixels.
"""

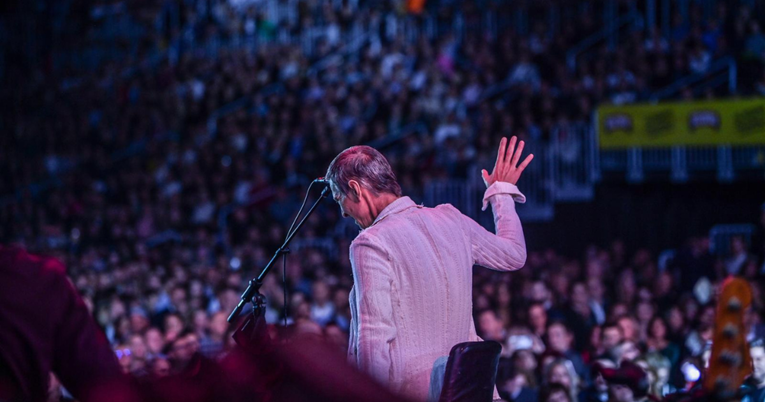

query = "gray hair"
[326,145,402,201]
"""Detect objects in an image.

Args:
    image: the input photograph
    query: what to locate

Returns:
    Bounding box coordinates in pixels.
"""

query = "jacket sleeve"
[349,234,397,386]
[51,267,136,402]
[466,181,527,271]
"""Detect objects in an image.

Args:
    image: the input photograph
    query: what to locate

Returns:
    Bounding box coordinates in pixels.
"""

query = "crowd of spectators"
[3,0,765,401]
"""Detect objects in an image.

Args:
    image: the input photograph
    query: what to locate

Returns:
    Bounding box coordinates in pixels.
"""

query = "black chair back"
[438,341,501,402]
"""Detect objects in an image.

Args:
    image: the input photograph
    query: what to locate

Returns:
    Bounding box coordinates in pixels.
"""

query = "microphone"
[313,177,329,185]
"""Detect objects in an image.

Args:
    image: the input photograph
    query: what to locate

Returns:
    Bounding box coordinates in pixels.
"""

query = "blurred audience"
[2,1,765,401]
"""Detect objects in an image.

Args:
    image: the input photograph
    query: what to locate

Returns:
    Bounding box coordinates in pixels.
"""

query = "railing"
[651,57,737,101]
[600,143,765,183]
[566,12,644,71]
[550,122,598,201]
[709,224,757,257]
[517,139,556,221]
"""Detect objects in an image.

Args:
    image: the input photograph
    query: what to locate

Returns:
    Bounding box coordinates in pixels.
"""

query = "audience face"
[171,287,187,309]
[513,349,538,373]
[478,310,505,341]
[602,325,624,352]
[333,288,349,311]
[547,323,573,353]
[682,299,700,323]
[636,302,654,325]
[169,333,199,370]
[151,357,171,378]
[295,301,312,321]
[219,288,240,314]
[570,283,590,315]
[654,272,673,296]
[528,304,547,333]
[617,316,638,342]
[474,285,492,303]
[209,312,229,339]
[752,345,765,384]
[550,275,570,303]
[530,281,551,305]
[193,310,210,335]
[547,361,573,390]
[313,281,331,305]
[617,271,636,303]
[667,307,684,334]
[648,317,668,341]
[116,346,132,373]
[130,312,150,334]
[145,328,165,355]
[699,305,716,328]
[609,384,635,402]
[164,315,185,341]
[128,334,148,361]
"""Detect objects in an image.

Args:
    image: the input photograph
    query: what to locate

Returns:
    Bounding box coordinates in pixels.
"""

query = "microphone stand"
[228,186,330,351]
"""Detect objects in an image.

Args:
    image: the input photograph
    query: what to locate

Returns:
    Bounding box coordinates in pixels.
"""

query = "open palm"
[481,136,534,188]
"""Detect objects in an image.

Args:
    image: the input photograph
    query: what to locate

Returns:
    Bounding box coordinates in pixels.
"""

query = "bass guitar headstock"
[704,277,753,400]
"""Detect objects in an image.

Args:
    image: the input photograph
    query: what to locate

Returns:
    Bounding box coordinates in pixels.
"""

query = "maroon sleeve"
[49,263,137,402]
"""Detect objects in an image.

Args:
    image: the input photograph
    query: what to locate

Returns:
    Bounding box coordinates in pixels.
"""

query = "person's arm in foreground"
[51,264,136,402]
[469,136,534,271]
[350,234,397,386]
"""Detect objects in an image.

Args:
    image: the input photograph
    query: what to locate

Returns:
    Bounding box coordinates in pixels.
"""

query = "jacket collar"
[371,196,419,227]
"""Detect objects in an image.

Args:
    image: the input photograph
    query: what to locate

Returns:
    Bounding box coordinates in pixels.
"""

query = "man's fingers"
[517,154,534,172]
[496,137,507,166]
[511,140,525,167]
[505,136,517,163]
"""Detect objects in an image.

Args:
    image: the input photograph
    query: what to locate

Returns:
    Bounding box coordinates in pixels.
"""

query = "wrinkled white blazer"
[347,181,527,401]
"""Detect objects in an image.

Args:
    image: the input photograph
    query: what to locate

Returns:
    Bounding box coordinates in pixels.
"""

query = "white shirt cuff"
[482,182,526,211]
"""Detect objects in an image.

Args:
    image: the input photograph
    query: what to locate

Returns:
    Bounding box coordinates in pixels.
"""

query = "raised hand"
[481,136,534,188]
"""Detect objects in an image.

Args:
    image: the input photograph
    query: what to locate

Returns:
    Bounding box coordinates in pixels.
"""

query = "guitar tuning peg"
[727,297,742,311]
[713,376,729,391]
[719,351,741,366]
[722,323,739,338]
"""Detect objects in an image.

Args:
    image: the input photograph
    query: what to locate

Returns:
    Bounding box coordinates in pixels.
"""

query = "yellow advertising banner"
[598,99,765,149]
